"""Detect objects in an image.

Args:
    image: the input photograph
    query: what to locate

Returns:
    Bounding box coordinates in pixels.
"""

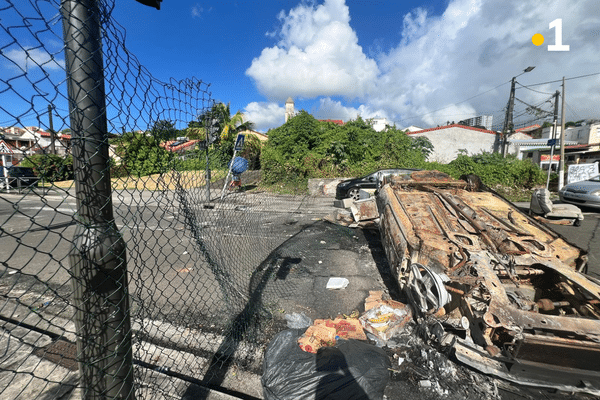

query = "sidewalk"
[0,298,255,399]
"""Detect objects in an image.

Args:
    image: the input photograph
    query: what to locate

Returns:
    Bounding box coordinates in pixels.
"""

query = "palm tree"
[195,103,256,167]
[197,102,254,144]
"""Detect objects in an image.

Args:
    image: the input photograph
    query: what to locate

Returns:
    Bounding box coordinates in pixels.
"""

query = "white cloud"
[4,47,65,72]
[191,4,203,18]
[374,0,600,128]
[243,102,285,132]
[245,0,379,101]
[248,0,600,131]
[314,98,390,122]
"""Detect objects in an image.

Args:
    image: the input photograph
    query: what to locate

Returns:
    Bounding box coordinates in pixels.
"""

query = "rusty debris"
[376,170,600,395]
[324,199,379,229]
[351,198,379,222]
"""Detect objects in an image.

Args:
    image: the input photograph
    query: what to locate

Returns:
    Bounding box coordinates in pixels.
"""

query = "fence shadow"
[181,227,310,399]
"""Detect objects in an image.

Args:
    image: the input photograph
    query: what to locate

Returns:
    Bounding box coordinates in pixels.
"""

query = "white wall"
[410,127,498,163]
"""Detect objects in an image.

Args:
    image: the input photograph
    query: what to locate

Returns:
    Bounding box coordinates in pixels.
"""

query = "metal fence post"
[61,1,134,399]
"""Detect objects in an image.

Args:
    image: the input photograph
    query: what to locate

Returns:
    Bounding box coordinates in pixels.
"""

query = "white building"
[458,115,493,131]
[402,125,425,133]
[0,126,70,162]
[509,121,600,170]
[370,118,389,132]
[407,124,500,163]
[285,97,295,122]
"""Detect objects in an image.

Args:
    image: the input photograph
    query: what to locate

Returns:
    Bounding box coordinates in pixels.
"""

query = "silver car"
[559,174,600,209]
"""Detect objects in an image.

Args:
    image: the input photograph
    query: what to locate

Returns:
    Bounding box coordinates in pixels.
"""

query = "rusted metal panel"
[350,198,379,221]
[377,170,600,394]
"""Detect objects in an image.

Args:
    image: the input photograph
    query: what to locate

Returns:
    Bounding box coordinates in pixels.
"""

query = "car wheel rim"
[349,188,360,200]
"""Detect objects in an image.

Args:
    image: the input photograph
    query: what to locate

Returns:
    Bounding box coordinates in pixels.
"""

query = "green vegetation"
[21,154,73,182]
[149,120,178,142]
[427,151,545,189]
[261,111,430,188]
[107,107,544,201]
[425,151,546,201]
[260,111,545,199]
[112,104,260,177]
[197,103,258,168]
[113,130,174,177]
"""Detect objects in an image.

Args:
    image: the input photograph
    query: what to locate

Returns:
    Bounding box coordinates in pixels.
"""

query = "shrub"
[21,154,73,182]
[425,152,545,188]
[260,112,430,186]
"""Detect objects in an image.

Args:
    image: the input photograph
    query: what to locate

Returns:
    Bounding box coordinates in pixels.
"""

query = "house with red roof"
[160,139,200,158]
[406,124,500,163]
[318,119,345,126]
[0,126,71,163]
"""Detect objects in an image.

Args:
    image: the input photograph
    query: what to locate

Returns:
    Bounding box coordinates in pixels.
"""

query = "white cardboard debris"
[326,277,349,289]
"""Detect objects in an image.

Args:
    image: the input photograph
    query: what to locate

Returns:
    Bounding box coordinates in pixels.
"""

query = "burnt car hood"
[377,170,600,395]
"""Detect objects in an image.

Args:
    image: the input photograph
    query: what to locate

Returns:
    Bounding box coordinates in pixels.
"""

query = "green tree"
[261,111,428,185]
[150,120,178,142]
[196,103,256,168]
[411,136,434,159]
[541,121,553,129]
[197,103,254,143]
[115,131,173,176]
[21,154,74,182]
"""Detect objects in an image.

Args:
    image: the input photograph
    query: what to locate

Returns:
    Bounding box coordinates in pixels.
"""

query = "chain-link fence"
[1,1,335,398]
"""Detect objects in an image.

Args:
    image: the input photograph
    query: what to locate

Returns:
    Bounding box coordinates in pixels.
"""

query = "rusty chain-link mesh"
[1,1,333,398]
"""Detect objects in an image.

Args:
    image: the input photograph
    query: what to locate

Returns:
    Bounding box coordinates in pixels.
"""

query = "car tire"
[348,187,360,201]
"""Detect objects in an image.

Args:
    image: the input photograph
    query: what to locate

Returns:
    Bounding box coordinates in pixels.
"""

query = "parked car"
[558,174,600,209]
[335,169,420,200]
[0,166,39,189]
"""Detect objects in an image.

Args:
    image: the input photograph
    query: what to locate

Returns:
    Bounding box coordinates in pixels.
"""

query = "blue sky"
[2,0,600,133]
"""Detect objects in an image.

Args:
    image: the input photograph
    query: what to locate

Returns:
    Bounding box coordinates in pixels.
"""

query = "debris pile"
[298,317,366,354]
[376,170,600,396]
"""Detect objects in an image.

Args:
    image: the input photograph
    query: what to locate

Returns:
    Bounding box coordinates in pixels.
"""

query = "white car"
[559,174,600,209]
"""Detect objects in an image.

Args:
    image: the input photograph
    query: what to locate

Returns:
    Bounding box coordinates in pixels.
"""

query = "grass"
[491,184,537,203]
[42,170,228,191]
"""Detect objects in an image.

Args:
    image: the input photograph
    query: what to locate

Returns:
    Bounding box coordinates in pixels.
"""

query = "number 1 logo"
[548,19,569,51]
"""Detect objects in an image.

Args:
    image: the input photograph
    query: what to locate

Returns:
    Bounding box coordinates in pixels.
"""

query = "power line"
[396,80,511,123]
[525,71,600,87]
[396,71,599,126]
[515,96,554,110]
[513,103,551,118]
[515,81,555,95]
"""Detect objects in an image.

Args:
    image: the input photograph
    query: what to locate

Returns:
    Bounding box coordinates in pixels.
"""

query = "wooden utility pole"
[558,77,566,190]
[501,77,516,157]
[48,104,56,154]
[545,90,560,190]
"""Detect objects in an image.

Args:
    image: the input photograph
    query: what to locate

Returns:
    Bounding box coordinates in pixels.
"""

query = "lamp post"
[501,66,535,157]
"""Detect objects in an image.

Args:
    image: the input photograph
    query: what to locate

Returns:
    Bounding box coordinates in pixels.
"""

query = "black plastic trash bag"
[262,329,391,400]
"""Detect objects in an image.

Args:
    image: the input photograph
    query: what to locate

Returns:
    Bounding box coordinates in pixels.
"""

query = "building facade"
[285,97,295,122]
[0,126,71,165]
[458,115,493,131]
[407,124,500,163]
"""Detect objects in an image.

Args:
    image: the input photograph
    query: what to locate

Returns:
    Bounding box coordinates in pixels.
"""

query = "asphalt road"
[2,189,600,400]
[543,205,600,280]
[0,188,343,322]
[3,190,597,316]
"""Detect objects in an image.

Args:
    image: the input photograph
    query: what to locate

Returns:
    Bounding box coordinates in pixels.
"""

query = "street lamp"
[501,66,535,157]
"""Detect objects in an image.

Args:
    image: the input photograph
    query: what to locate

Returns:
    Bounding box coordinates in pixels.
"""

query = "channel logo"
[532,19,570,51]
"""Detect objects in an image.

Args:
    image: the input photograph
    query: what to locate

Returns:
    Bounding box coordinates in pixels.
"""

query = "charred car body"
[377,170,600,395]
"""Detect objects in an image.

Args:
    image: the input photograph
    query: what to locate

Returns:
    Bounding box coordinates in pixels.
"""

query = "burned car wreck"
[376,170,600,395]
